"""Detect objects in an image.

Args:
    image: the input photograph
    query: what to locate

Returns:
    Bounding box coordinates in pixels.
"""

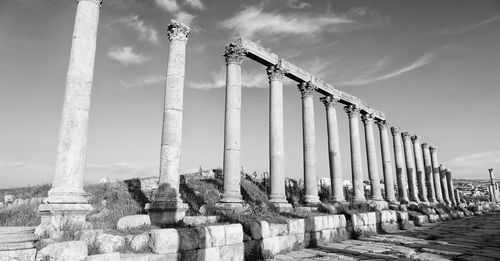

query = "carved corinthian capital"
[78,0,103,7]
[361,113,375,125]
[429,146,437,152]
[167,20,190,41]
[344,105,360,119]
[401,132,411,140]
[411,135,420,143]
[421,142,430,149]
[267,65,286,81]
[298,81,316,98]
[390,126,400,136]
[376,120,389,130]
[224,42,246,65]
[320,95,339,108]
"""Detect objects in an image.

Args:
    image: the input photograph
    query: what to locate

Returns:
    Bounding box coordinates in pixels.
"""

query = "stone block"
[225,223,243,245]
[220,243,244,261]
[85,252,120,261]
[294,233,305,249]
[129,233,149,252]
[408,212,429,226]
[279,234,296,252]
[36,241,87,261]
[396,211,409,221]
[0,226,38,251]
[183,216,220,227]
[117,215,151,232]
[206,225,225,247]
[178,228,201,251]
[149,229,179,254]
[427,213,440,223]
[261,237,280,256]
[75,229,104,247]
[3,195,14,204]
[305,216,323,232]
[120,253,180,261]
[287,219,305,235]
[0,248,36,261]
[269,223,288,237]
[377,210,397,223]
[319,229,332,243]
[259,221,270,239]
[242,222,261,240]
[438,213,451,221]
[197,247,220,261]
[332,228,349,241]
[96,234,125,254]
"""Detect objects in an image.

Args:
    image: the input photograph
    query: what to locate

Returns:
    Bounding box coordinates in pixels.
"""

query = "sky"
[0,0,499,188]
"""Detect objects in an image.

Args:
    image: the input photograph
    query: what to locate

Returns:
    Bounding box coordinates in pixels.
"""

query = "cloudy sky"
[0,0,499,188]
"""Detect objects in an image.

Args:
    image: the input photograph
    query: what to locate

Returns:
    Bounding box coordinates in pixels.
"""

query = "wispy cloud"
[287,0,311,10]
[153,0,203,26]
[185,0,204,10]
[114,15,159,45]
[337,53,435,86]
[154,0,180,13]
[174,11,196,26]
[119,74,165,89]
[108,46,151,66]
[442,16,499,35]
[446,151,500,178]
[220,5,387,39]
[188,67,267,90]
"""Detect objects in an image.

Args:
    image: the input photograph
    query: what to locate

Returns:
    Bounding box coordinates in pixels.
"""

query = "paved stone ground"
[269,212,500,261]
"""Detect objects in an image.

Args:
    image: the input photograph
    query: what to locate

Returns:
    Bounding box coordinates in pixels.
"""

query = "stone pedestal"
[411,135,428,203]
[220,42,246,206]
[402,132,419,203]
[38,0,103,225]
[391,127,409,204]
[377,121,398,204]
[321,96,345,203]
[430,146,445,203]
[299,82,320,205]
[267,65,292,210]
[147,21,190,226]
[345,105,365,203]
[362,113,384,203]
[421,143,437,203]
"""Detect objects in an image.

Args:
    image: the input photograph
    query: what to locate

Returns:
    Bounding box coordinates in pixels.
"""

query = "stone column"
[445,169,457,205]
[38,0,103,225]
[321,96,345,203]
[430,146,444,203]
[391,127,409,204]
[361,113,384,203]
[344,105,365,203]
[298,82,320,204]
[267,65,291,210]
[220,42,246,206]
[377,121,397,204]
[440,165,451,205]
[411,135,428,203]
[146,21,190,225]
[402,132,419,203]
[489,168,495,185]
[421,143,437,203]
[454,189,462,204]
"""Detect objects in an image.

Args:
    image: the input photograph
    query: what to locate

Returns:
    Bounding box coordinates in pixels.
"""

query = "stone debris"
[36,241,88,261]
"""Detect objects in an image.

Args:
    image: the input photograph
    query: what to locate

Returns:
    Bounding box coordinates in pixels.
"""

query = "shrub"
[0,201,40,226]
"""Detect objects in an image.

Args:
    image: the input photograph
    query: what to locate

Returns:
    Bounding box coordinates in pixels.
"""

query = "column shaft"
[362,114,383,201]
[299,82,320,204]
[430,147,444,203]
[422,144,437,203]
[411,136,428,203]
[402,132,419,202]
[345,105,365,203]
[321,96,345,202]
[391,127,409,204]
[445,169,457,205]
[378,121,397,203]
[440,166,451,204]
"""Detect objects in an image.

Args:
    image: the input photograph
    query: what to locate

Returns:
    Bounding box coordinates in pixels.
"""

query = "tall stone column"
[445,169,457,205]
[411,135,428,203]
[146,21,190,225]
[430,146,444,203]
[391,127,409,204]
[39,0,103,225]
[489,168,495,185]
[421,143,437,203]
[320,96,345,203]
[361,113,383,202]
[402,132,419,203]
[440,165,451,205]
[377,121,397,204]
[345,105,365,203]
[220,42,246,206]
[267,65,291,209]
[299,82,320,204]
[454,189,462,204]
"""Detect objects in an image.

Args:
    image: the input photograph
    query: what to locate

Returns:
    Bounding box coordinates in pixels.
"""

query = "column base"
[269,197,293,212]
[369,200,389,210]
[146,200,189,227]
[37,203,93,237]
[303,195,321,205]
[45,188,88,204]
[220,192,243,204]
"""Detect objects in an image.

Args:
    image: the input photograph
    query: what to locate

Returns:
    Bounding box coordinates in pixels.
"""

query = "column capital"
[489,168,494,173]
[401,131,412,140]
[445,168,451,172]
[298,81,316,98]
[429,146,438,152]
[167,20,190,41]
[344,105,360,118]
[320,95,340,108]
[267,65,287,81]
[78,0,103,7]
[361,113,375,125]
[390,126,400,136]
[224,42,246,65]
[376,120,389,130]
[421,142,430,149]
[410,135,420,143]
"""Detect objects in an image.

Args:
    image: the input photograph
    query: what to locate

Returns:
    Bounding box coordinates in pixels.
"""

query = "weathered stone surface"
[243,222,262,240]
[427,213,440,223]
[220,243,244,261]
[178,228,200,251]
[269,223,288,237]
[196,247,220,261]
[207,225,225,247]
[36,241,87,261]
[261,237,281,256]
[287,219,305,235]
[408,211,429,226]
[96,234,125,254]
[117,215,150,232]
[4,195,14,204]
[120,253,180,261]
[182,216,219,226]
[149,229,179,254]
[129,233,149,252]
[0,248,36,261]
[225,223,243,245]
[75,229,104,247]
[0,226,37,251]
[85,252,120,261]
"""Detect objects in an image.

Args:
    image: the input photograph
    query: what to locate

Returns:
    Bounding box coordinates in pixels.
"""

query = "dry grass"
[0,201,41,226]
